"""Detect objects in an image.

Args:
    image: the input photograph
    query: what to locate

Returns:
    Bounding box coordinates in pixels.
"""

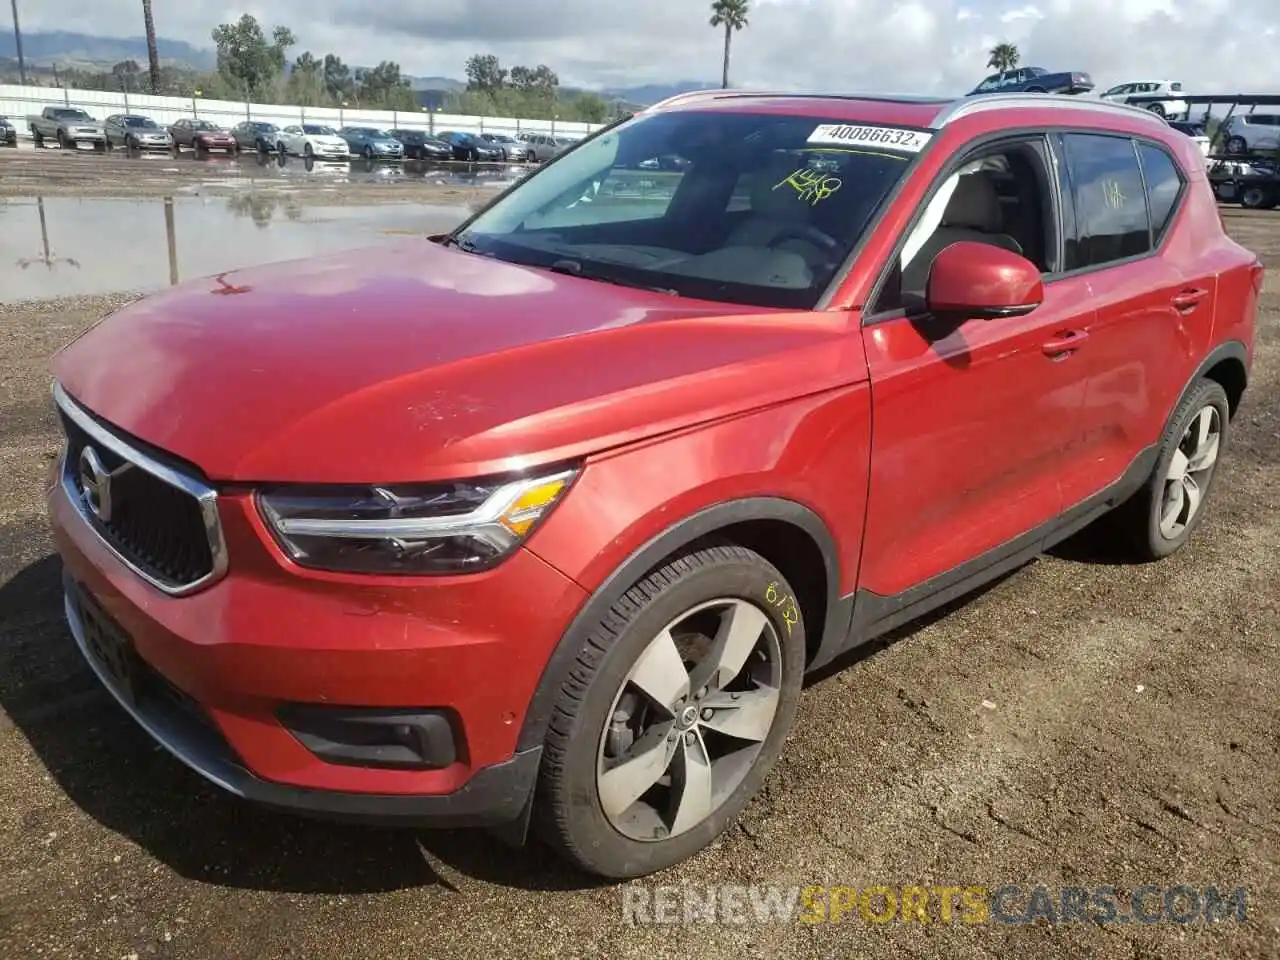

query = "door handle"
[1042,329,1089,358]
[1171,288,1209,312]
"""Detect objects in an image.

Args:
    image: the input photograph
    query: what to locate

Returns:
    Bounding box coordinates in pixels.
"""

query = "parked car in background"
[230,121,281,153]
[435,130,504,162]
[44,90,1259,881]
[968,67,1093,96]
[168,119,238,155]
[338,126,406,160]
[0,116,17,146]
[275,123,350,160]
[1220,113,1280,155]
[480,133,531,161]
[389,129,454,160]
[28,106,106,150]
[104,114,173,152]
[1099,80,1188,118]
[1166,120,1212,158]
[520,131,570,161]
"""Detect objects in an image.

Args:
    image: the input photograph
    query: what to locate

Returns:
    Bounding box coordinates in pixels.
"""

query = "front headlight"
[257,467,576,575]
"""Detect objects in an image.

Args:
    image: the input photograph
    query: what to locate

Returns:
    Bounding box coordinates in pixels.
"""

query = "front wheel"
[1146,102,1167,117]
[304,143,313,158]
[1240,185,1272,209]
[277,141,288,156]
[364,145,374,160]
[535,544,805,879]
[1103,378,1230,561]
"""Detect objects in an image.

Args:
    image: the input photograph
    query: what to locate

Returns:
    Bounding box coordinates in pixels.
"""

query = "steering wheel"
[765,224,841,255]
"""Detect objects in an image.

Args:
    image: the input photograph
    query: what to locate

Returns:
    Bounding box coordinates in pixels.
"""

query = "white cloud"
[13,0,1276,94]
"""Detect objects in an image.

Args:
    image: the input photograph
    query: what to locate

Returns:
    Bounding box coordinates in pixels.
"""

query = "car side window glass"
[1060,133,1150,270]
[1137,143,1184,242]
[871,141,1054,316]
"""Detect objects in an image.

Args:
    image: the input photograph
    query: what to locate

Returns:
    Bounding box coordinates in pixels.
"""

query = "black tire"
[364,145,375,160]
[1146,103,1166,117]
[304,143,313,158]
[277,141,287,156]
[1025,86,1046,94]
[194,140,205,158]
[57,130,69,149]
[1240,185,1271,209]
[1103,378,1230,561]
[535,544,805,879]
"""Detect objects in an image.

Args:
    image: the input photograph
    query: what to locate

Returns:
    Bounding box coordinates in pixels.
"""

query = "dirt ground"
[0,159,1277,959]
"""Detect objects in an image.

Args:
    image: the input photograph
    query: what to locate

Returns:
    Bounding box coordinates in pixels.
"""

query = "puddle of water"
[0,196,470,300]
[151,151,535,190]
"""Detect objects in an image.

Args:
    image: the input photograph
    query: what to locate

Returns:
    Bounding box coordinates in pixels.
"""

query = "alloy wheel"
[1160,405,1221,539]
[596,597,783,842]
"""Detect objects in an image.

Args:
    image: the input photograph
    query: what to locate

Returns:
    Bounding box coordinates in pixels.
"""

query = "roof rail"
[645,89,955,111]
[934,93,1169,128]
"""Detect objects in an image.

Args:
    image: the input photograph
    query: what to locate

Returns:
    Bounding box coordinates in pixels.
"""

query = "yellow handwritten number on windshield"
[774,167,842,205]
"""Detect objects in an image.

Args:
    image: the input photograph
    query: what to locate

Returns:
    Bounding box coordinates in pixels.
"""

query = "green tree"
[322,54,354,102]
[986,42,1020,73]
[709,0,749,89]
[356,60,416,110]
[111,59,141,91]
[465,53,507,92]
[287,51,324,105]
[211,14,296,100]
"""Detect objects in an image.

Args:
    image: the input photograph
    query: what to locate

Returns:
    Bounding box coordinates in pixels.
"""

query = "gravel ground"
[0,166,1277,960]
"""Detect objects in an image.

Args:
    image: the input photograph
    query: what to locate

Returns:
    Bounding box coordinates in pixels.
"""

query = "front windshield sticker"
[774,166,843,205]
[807,124,933,153]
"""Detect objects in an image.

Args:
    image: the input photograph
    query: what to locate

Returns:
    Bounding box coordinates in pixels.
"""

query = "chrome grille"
[54,384,228,596]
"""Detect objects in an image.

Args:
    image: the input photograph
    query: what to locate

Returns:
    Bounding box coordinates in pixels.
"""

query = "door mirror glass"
[926,241,1044,319]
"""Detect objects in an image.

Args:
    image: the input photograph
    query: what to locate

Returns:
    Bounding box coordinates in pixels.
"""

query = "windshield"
[304,125,336,135]
[454,110,923,309]
[195,122,222,131]
[55,110,92,120]
[125,117,156,128]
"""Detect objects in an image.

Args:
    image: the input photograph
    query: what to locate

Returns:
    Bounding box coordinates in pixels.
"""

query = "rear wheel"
[1102,379,1230,561]
[1146,103,1167,117]
[1240,185,1272,209]
[535,544,805,878]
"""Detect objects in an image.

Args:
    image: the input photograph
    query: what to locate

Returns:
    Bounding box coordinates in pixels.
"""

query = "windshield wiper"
[547,259,677,296]
[439,233,478,252]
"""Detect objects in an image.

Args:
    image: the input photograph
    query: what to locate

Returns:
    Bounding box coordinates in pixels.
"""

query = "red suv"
[47,91,1260,879]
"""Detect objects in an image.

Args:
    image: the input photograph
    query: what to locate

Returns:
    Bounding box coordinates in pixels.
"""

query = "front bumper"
[47,446,587,827]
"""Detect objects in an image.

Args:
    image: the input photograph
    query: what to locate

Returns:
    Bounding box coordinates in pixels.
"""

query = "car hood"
[308,135,346,146]
[52,240,858,484]
[197,130,234,139]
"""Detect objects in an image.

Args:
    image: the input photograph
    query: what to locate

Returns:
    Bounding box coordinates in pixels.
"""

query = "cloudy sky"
[15,0,1279,93]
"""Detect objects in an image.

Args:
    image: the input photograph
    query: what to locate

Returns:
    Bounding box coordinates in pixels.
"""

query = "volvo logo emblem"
[78,446,114,522]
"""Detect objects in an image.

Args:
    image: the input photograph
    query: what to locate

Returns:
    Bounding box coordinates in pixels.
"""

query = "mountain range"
[0,31,714,105]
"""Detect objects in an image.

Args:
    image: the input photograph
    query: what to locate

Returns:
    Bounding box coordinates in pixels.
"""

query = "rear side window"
[1060,133,1150,269]
[1136,143,1184,242]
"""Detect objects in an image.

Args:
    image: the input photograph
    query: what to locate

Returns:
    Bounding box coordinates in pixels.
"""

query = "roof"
[646,90,1168,131]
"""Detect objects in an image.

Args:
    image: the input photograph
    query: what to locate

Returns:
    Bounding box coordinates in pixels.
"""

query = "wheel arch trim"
[516,496,844,753]
[1181,340,1249,422]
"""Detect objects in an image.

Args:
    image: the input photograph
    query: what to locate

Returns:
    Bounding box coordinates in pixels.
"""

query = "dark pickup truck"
[968,67,1094,96]
[28,106,107,150]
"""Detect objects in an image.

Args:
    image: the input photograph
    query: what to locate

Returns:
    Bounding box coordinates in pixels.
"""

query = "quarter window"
[1137,143,1184,242]
[1060,133,1150,269]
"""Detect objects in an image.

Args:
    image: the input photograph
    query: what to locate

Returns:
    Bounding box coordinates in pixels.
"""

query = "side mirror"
[926,241,1044,320]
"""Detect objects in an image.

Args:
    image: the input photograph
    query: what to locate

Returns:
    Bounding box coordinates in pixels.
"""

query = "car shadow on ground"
[0,548,601,895]
[0,525,1103,895]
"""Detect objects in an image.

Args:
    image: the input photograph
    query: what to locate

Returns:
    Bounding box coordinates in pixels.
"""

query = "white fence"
[0,84,605,140]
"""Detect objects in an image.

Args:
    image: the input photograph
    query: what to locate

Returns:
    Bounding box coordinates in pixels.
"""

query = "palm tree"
[709,0,749,90]
[986,42,1020,74]
[141,0,160,94]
